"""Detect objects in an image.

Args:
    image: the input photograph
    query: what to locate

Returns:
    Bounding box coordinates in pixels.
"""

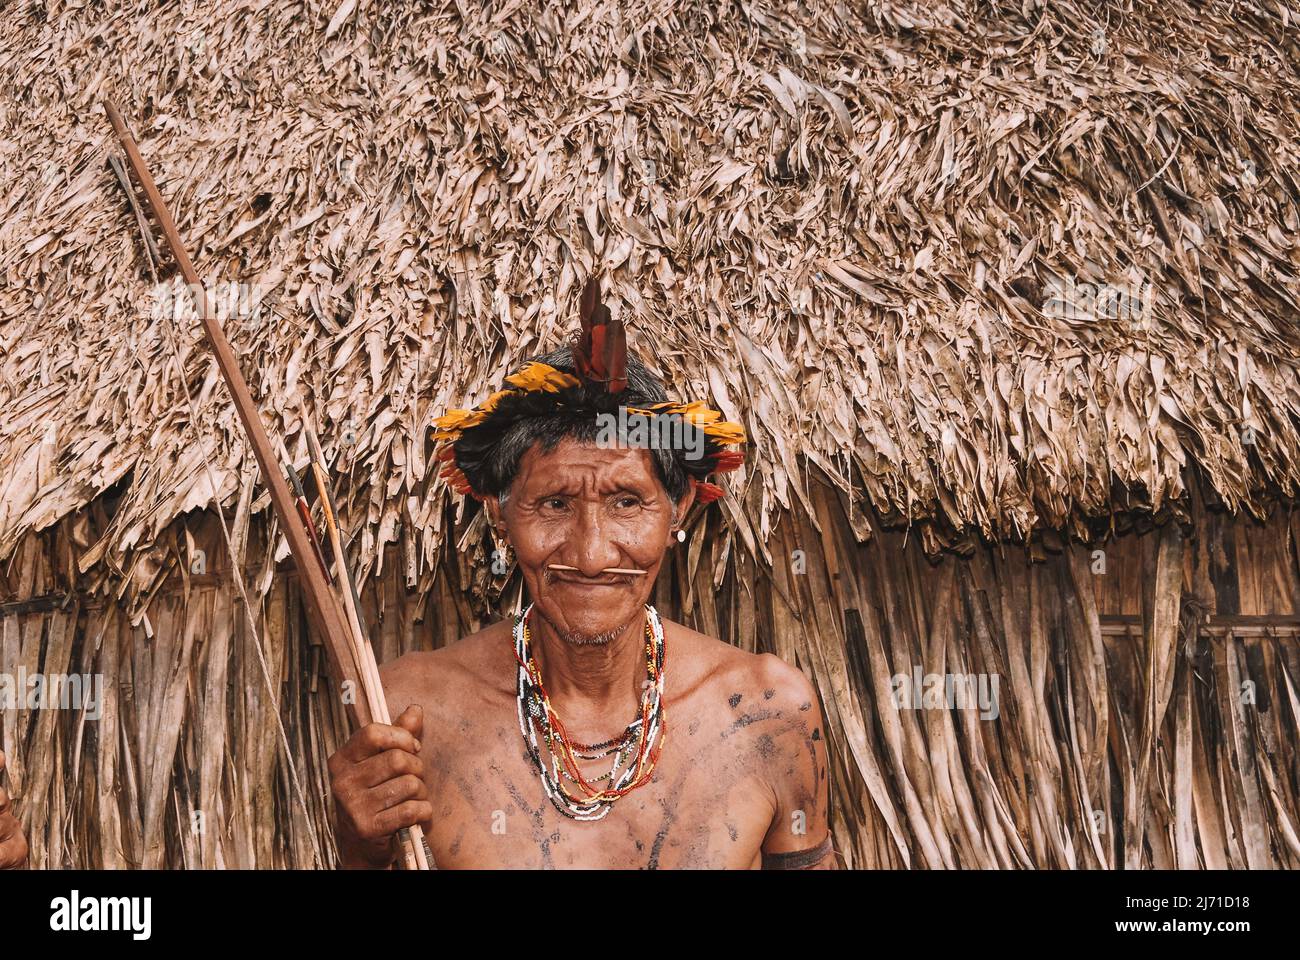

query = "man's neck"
[529,606,648,730]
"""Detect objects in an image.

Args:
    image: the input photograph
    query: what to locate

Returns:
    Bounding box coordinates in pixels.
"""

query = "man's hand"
[0,751,29,869]
[327,704,433,869]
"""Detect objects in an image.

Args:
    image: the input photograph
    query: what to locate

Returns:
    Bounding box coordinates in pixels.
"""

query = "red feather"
[692,479,726,503]
[573,276,627,393]
[711,449,746,473]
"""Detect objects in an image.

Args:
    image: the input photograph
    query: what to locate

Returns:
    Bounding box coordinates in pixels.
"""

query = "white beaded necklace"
[513,603,667,821]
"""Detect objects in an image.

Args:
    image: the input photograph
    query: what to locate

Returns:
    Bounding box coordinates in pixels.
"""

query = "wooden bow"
[103,100,428,870]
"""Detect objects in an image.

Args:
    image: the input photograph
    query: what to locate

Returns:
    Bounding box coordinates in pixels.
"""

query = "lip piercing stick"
[547,564,648,576]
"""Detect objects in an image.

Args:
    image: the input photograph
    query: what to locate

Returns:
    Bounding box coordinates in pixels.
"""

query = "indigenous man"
[0,751,28,869]
[328,282,835,869]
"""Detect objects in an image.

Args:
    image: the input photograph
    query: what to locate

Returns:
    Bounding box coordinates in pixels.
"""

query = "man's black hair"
[451,346,701,504]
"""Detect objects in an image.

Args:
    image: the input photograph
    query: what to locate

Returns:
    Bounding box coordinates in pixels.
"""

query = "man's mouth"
[548,572,629,587]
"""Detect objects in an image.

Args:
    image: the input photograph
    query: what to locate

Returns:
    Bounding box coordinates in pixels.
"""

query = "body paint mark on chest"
[721,708,782,738]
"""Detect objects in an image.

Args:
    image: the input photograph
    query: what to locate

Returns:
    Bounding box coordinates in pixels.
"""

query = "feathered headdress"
[433,277,745,505]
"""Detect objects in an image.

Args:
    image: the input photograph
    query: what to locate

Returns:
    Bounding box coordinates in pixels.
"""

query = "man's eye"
[615,496,641,509]
[543,497,568,510]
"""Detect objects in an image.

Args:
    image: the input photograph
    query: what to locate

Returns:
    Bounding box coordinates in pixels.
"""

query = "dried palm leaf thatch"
[3,1,1300,579]
[4,481,1300,868]
[1,1,1300,868]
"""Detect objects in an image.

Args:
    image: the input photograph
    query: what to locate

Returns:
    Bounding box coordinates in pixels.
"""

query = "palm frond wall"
[2,0,1299,867]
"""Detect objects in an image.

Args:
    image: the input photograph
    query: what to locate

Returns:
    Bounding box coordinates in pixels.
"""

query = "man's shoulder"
[664,622,824,826]
[663,619,816,712]
[378,618,514,715]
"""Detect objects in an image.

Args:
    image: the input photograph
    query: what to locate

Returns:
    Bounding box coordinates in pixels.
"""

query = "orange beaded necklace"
[513,603,667,820]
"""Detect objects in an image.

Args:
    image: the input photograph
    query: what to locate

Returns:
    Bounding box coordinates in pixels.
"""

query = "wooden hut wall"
[3,483,1298,869]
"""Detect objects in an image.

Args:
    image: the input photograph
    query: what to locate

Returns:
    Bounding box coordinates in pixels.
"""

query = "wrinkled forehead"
[509,437,664,496]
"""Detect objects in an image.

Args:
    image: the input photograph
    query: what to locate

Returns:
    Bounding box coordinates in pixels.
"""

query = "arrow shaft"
[103,99,370,729]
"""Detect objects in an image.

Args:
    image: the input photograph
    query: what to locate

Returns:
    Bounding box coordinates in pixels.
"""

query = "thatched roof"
[3,0,1300,588]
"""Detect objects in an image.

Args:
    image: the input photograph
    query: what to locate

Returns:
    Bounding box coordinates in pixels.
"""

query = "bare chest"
[421,703,778,868]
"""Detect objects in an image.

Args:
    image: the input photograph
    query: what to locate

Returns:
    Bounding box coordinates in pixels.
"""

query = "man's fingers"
[368,774,426,812]
[344,722,420,761]
[355,748,423,788]
[372,800,434,838]
[327,711,432,863]
[393,704,423,748]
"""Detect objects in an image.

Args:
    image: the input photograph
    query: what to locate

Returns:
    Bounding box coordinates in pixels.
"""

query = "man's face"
[487,437,691,645]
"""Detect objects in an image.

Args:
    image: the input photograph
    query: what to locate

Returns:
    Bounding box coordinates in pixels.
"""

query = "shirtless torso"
[368,616,834,869]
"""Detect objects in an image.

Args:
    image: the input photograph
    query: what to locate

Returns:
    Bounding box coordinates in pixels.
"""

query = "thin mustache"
[546,563,648,577]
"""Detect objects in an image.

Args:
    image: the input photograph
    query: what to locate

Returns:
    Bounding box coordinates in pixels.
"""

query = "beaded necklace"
[513,602,667,820]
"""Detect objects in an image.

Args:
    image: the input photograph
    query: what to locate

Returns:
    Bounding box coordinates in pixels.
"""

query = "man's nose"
[569,503,623,577]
